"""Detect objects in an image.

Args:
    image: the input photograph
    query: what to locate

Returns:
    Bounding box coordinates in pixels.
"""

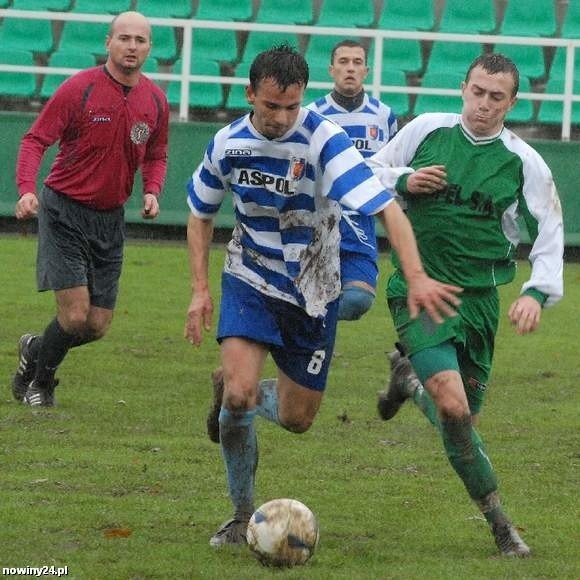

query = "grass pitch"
[0,233,578,579]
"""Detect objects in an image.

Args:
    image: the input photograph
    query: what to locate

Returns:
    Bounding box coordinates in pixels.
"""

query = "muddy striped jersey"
[369,112,564,306]
[188,108,394,317]
[307,93,398,257]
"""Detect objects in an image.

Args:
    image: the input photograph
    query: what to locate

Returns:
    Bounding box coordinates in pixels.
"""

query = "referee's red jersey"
[17,66,169,210]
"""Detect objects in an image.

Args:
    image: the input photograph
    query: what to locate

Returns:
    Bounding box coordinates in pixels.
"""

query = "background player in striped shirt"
[369,53,564,557]
[184,44,462,547]
[307,39,398,321]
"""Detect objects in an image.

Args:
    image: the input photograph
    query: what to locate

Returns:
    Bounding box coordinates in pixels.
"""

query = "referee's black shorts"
[36,186,125,310]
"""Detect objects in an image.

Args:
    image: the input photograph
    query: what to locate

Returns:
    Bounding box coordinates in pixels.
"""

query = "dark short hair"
[465,53,519,96]
[249,43,309,91]
[330,39,367,64]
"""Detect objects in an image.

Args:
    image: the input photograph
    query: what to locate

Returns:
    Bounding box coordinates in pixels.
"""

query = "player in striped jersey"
[369,53,564,556]
[184,44,462,547]
[307,39,398,321]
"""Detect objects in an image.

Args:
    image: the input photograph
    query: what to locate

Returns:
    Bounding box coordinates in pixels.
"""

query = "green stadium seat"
[380,69,411,118]
[191,28,239,64]
[506,76,535,123]
[195,0,253,22]
[562,1,580,38]
[424,41,483,75]
[0,18,55,56]
[40,51,95,99]
[537,76,580,125]
[548,47,580,82]
[414,71,464,115]
[148,26,178,62]
[0,49,38,99]
[57,21,110,59]
[72,0,131,13]
[307,62,331,84]
[499,1,557,37]
[255,0,313,25]
[377,0,435,31]
[304,86,330,104]
[438,0,495,34]
[241,32,301,65]
[316,0,375,28]
[305,35,358,69]
[381,38,423,75]
[11,0,72,10]
[135,0,193,19]
[303,63,332,104]
[492,43,546,80]
[166,59,224,109]
[141,55,160,74]
[225,62,251,110]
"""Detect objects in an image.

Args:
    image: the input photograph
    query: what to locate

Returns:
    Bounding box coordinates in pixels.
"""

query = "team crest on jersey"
[130,122,150,145]
[290,157,306,181]
[368,125,379,140]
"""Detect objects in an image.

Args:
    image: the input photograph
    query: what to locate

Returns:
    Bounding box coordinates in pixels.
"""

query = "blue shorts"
[217,273,339,391]
[339,211,378,288]
[340,250,379,289]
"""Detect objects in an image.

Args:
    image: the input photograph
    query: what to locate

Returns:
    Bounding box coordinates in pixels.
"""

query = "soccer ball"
[246,498,319,567]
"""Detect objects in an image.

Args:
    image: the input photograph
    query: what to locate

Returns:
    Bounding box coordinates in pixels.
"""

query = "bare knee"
[426,371,470,420]
[222,379,257,413]
[58,306,90,335]
[438,399,470,420]
[280,414,314,434]
[85,319,110,341]
[279,399,318,432]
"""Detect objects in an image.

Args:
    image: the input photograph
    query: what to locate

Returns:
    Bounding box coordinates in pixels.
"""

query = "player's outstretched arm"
[379,200,462,323]
[184,213,214,346]
[508,295,542,335]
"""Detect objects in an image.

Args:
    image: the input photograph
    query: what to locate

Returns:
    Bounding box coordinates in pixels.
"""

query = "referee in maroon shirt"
[12,11,169,407]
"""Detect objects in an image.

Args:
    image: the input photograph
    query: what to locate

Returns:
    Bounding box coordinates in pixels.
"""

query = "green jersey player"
[368,53,564,557]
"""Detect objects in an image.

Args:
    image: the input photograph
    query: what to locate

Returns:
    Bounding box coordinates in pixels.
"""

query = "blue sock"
[256,379,280,425]
[218,407,258,521]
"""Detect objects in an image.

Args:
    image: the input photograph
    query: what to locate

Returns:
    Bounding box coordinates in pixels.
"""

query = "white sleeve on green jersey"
[501,131,564,307]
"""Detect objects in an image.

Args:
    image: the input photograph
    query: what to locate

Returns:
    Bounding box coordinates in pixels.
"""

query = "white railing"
[1,8,579,140]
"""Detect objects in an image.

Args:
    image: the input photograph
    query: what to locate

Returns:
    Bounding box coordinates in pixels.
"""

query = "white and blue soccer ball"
[246,498,319,567]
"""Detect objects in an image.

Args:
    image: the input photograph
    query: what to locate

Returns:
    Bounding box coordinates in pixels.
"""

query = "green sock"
[412,383,440,428]
[441,415,498,501]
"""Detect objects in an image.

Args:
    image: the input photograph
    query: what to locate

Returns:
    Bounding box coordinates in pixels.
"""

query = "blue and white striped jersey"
[307,92,398,258]
[306,93,397,159]
[187,108,393,317]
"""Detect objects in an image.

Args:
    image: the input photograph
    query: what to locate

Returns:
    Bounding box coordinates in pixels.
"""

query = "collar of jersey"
[247,108,307,141]
[459,118,504,145]
[330,89,365,112]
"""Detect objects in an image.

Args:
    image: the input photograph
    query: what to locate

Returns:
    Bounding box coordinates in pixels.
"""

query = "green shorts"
[387,270,499,412]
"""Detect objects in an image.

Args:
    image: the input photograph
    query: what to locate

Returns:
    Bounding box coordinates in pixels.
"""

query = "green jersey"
[369,113,564,306]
